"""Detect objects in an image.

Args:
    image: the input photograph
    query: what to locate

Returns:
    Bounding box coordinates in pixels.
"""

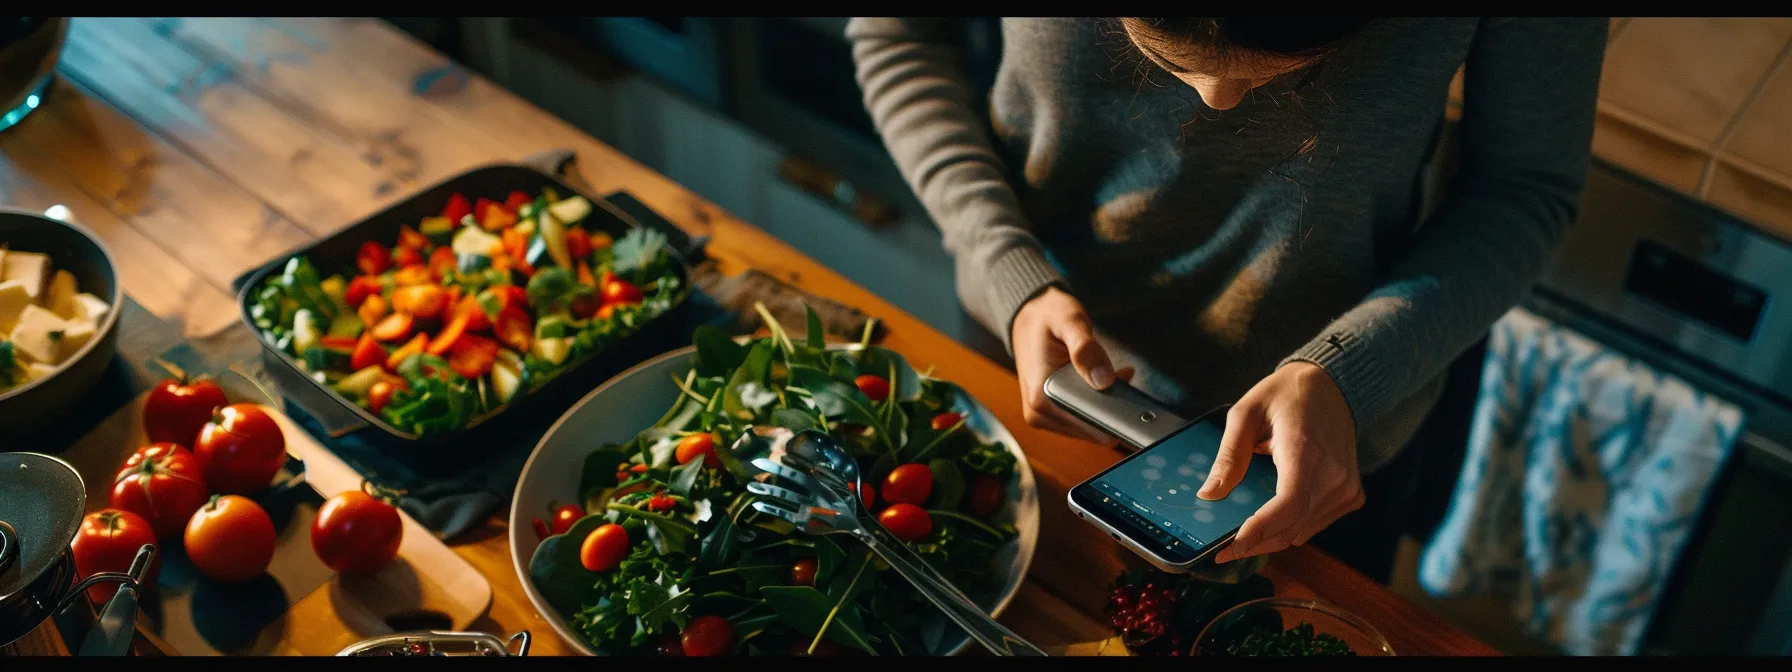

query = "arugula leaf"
[611,226,669,278]
[627,579,694,633]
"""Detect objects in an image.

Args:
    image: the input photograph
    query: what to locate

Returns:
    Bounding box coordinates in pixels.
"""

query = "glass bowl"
[1193,597,1395,657]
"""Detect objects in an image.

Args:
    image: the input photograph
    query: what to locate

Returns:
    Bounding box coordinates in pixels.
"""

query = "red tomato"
[447,333,500,379]
[441,192,472,223]
[356,241,392,276]
[397,224,430,251]
[503,190,532,212]
[877,503,932,542]
[143,376,229,447]
[881,463,934,507]
[601,277,644,306]
[566,227,592,262]
[392,245,425,269]
[310,490,404,574]
[675,433,720,468]
[427,246,457,281]
[349,334,384,372]
[391,285,449,320]
[185,495,276,583]
[194,404,288,495]
[367,380,398,415]
[493,306,532,353]
[549,504,585,536]
[345,275,383,309]
[930,412,963,431]
[854,375,890,403]
[531,518,551,540]
[71,509,159,604]
[370,312,414,342]
[681,615,734,657]
[580,523,629,572]
[967,474,1005,519]
[790,639,840,657]
[109,442,210,539]
[791,557,818,586]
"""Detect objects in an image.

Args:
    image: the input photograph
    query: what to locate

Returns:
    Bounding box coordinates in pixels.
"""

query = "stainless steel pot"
[0,452,154,657]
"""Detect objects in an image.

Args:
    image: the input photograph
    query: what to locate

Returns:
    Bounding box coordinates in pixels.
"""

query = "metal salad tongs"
[736,429,1048,657]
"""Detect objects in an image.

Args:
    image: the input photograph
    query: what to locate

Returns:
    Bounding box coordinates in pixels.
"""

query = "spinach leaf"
[722,341,775,422]
[769,407,821,432]
[670,457,705,496]
[813,536,846,586]
[697,514,740,569]
[789,367,884,447]
[528,514,614,615]
[855,345,922,403]
[760,585,876,653]
[693,325,746,378]
[926,458,965,511]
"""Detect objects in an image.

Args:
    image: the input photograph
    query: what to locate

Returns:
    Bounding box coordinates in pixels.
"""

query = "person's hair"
[1120,17,1372,75]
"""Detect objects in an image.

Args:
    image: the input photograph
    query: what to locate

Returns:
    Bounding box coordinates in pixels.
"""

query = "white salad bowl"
[509,344,1040,656]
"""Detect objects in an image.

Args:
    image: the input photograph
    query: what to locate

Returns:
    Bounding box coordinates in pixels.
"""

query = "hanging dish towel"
[1417,307,1744,656]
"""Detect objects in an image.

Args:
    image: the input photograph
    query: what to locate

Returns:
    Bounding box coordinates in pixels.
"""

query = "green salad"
[529,306,1023,656]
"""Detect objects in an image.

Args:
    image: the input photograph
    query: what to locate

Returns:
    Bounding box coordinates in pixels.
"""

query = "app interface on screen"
[1091,420,1278,550]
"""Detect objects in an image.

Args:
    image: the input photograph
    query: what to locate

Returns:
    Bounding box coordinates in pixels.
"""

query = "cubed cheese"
[0,280,30,334]
[1,251,50,300]
[45,270,78,319]
[59,320,96,358]
[26,361,56,382]
[9,304,69,364]
[74,293,111,323]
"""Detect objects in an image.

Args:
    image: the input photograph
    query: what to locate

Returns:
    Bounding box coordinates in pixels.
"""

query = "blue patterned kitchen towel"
[1417,307,1744,656]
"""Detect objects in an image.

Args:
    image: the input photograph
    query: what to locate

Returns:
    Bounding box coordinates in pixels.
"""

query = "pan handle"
[61,544,154,657]
[0,520,17,578]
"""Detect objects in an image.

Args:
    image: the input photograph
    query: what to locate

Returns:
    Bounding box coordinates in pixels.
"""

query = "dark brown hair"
[1121,17,1371,74]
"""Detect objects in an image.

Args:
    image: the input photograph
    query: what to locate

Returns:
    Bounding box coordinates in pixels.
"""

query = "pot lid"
[0,452,86,602]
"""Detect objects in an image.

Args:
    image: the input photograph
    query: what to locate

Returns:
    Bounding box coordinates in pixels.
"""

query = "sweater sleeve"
[1283,18,1607,430]
[847,17,1063,351]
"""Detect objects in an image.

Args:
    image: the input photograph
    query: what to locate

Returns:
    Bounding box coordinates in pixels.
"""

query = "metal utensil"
[335,630,530,656]
[738,429,1047,657]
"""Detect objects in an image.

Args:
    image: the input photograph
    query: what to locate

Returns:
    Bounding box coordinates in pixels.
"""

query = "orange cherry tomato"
[184,495,277,583]
[855,375,890,403]
[675,433,720,468]
[580,523,629,572]
[930,412,962,431]
[367,380,398,415]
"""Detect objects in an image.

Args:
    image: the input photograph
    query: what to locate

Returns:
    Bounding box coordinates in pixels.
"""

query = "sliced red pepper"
[357,241,392,276]
[318,335,359,351]
[503,190,532,212]
[478,199,518,232]
[392,265,433,287]
[370,312,414,342]
[384,333,428,371]
[357,293,390,328]
[442,192,472,224]
[532,518,551,540]
[458,295,491,332]
[427,309,470,357]
[500,227,535,276]
[566,227,592,262]
[393,245,425,269]
[576,261,597,288]
[345,275,383,309]
[350,333,385,371]
[397,224,430,251]
[447,333,500,379]
[428,246,457,280]
[493,305,532,353]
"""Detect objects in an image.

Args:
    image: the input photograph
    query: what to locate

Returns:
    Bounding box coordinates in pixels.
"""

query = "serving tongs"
[336,630,530,656]
[734,429,1047,657]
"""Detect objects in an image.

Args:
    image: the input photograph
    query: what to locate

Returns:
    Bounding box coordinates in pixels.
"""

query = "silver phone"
[1041,364,1186,449]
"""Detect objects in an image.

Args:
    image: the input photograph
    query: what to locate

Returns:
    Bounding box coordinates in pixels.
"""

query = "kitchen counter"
[0,17,1496,657]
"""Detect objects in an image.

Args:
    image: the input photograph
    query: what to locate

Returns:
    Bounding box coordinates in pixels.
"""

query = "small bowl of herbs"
[1193,597,1394,657]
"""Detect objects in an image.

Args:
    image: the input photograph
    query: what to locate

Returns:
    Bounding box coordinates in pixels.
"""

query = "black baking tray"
[235,163,693,474]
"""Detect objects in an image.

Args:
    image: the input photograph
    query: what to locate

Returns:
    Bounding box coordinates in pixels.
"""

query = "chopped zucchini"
[320,275,347,307]
[451,225,503,258]
[327,313,363,339]
[458,253,493,273]
[524,234,552,269]
[535,315,573,340]
[530,336,572,366]
[549,196,592,225]
[334,365,387,397]
[292,309,320,356]
[536,210,573,270]
[419,216,455,245]
[491,351,523,403]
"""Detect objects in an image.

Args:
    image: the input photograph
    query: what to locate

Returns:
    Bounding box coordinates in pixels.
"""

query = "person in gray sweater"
[849,17,1606,581]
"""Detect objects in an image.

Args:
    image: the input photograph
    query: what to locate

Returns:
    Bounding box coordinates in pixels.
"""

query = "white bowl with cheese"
[0,206,121,442]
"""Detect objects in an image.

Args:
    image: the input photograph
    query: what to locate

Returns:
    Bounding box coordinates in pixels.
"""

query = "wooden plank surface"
[0,17,1495,657]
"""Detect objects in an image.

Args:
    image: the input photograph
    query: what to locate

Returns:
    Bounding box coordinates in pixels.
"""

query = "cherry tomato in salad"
[71,509,159,604]
[370,312,414,342]
[930,412,963,431]
[566,227,592,262]
[185,495,277,583]
[493,306,532,353]
[357,241,392,276]
[391,285,449,320]
[881,463,934,507]
[532,518,552,540]
[601,276,644,306]
[310,489,403,574]
[503,190,533,212]
[427,246,457,280]
[396,224,430,251]
[350,333,385,371]
[644,494,676,513]
[392,245,425,269]
[967,474,1005,519]
[791,557,817,586]
[854,374,891,403]
[109,442,210,539]
[345,275,383,309]
[194,403,288,495]
[356,292,390,328]
[615,463,649,483]
[580,523,629,572]
[675,433,720,468]
[680,615,734,657]
[447,333,500,379]
[549,504,585,535]
[441,192,472,224]
[143,375,230,447]
[877,503,932,542]
[367,380,398,415]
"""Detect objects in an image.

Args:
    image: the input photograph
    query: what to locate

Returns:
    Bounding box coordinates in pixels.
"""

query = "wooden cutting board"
[53,391,492,655]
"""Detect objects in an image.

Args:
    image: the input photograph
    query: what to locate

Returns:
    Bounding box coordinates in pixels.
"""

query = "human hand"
[1010,286,1134,444]
[1201,361,1363,564]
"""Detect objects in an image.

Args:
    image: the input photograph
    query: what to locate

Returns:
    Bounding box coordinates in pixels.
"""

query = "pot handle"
[0,520,17,578]
[72,544,154,657]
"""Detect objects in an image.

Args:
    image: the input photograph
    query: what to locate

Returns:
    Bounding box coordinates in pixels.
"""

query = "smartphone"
[1065,406,1279,572]
[1041,364,1187,450]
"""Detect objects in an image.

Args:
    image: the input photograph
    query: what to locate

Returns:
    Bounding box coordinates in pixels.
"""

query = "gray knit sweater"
[849,17,1606,471]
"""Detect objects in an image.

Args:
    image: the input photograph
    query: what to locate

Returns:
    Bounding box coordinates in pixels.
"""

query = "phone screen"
[1073,415,1278,564]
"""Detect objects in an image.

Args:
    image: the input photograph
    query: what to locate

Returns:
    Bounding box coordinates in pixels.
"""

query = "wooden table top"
[0,17,1498,657]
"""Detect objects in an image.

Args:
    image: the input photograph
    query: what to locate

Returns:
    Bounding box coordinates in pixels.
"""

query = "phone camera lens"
[1139,411,1156,423]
